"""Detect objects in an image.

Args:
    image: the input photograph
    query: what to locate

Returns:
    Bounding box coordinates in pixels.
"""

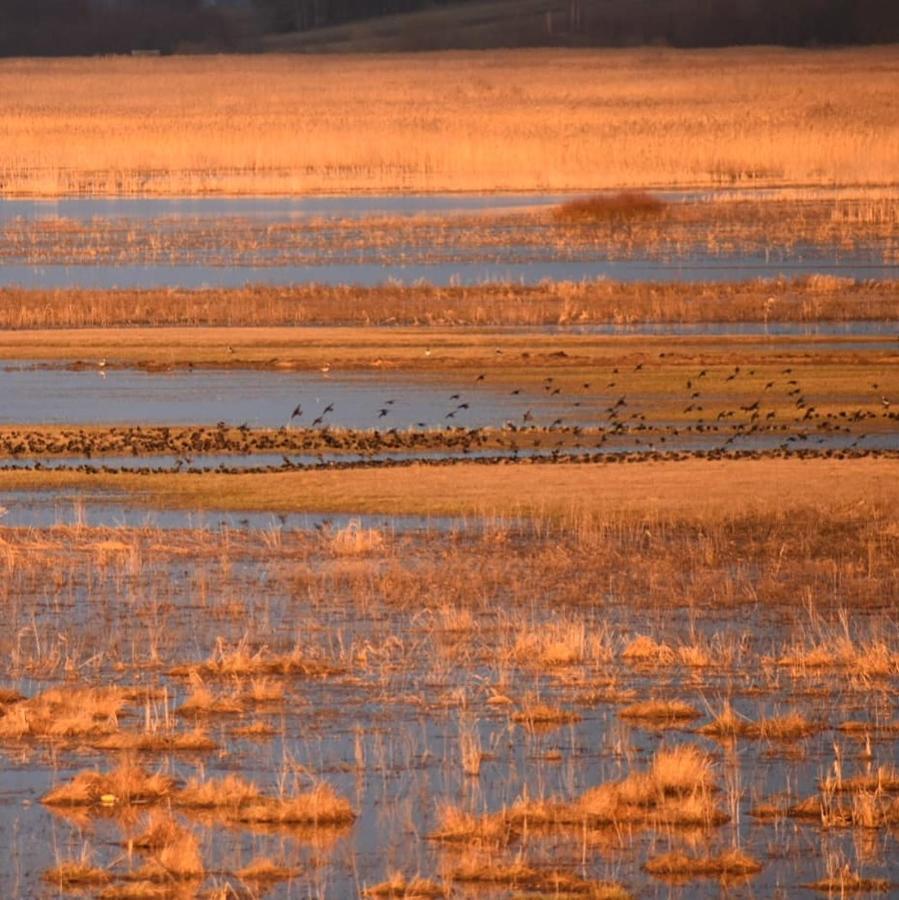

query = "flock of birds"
[9,355,894,473]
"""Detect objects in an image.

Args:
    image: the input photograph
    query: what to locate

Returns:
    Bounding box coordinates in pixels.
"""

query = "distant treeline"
[256,0,899,46]
[2,0,898,56]
[0,0,241,56]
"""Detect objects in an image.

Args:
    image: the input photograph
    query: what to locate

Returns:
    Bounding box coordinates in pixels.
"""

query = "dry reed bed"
[2,49,899,195]
[2,194,897,266]
[1,276,897,330]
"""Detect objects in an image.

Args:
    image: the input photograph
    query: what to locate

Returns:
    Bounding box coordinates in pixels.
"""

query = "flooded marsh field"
[1,85,898,896]
[1,498,897,898]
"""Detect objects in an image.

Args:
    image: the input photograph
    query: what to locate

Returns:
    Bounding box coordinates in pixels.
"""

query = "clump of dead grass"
[92,728,216,753]
[42,760,175,807]
[44,858,111,887]
[575,745,725,828]
[236,857,300,885]
[621,636,676,665]
[329,520,386,556]
[171,638,344,679]
[805,865,891,893]
[554,192,667,223]
[511,699,581,728]
[619,699,700,723]
[0,686,130,739]
[364,872,445,897]
[643,849,762,879]
[449,852,631,896]
[699,703,818,740]
[177,673,243,716]
[177,775,355,826]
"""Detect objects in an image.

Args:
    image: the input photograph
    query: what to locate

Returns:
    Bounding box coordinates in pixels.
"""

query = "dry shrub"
[175,773,261,809]
[829,765,899,794]
[92,728,216,753]
[44,859,111,886]
[100,883,173,899]
[644,849,762,879]
[236,857,299,884]
[777,638,898,677]
[619,699,700,722]
[42,761,175,807]
[364,872,445,897]
[172,638,344,679]
[130,810,184,850]
[576,745,724,827]
[0,688,24,704]
[805,865,890,893]
[178,672,243,716]
[233,720,276,738]
[428,804,508,845]
[139,827,204,880]
[511,618,592,667]
[554,192,667,223]
[699,704,817,740]
[511,700,581,728]
[329,520,385,556]
[233,783,356,826]
[0,686,129,739]
[450,852,631,896]
[621,636,676,665]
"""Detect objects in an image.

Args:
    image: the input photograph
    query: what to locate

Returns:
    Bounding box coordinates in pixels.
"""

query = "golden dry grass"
[643,849,762,879]
[2,48,898,195]
[1,456,897,521]
[1,279,897,330]
[805,865,891,893]
[619,699,701,722]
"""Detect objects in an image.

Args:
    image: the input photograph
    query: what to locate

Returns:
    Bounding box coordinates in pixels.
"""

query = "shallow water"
[2,191,897,289]
[0,521,895,898]
[0,489,476,532]
[5,256,897,290]
[0,366,576,428]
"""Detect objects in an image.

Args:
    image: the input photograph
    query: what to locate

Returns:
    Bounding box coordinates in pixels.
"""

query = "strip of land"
[3,456,896,519]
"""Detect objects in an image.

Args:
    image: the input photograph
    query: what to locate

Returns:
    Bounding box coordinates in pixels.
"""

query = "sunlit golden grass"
[364,872,445,897]
[449,854,631,896]
[0,686,128,739]
[511,699,582,727]
[699,704,819,740]
[43,761,355,825]
[643,849,762,879]
[1,278,896,329]
[619,699,701,722]
[44,858,111,887]
[236,857,300,885]
[433,744,725,846]
[3,48,898,196]
[42,760,176,807]
[554,191,667,222]
[2,456,897,523]
[805,865,891,893]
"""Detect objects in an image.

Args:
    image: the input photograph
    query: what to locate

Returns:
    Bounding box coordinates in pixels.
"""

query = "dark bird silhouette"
[322,403,334,414]
[290,404,303,419]
[378,409,389,418]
